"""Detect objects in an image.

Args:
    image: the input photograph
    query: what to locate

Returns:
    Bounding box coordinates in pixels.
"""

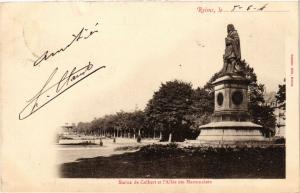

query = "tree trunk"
[159,131,162,140]
[168,133,172,143]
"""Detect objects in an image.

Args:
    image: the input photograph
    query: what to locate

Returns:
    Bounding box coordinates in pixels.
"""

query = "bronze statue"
[220,24,242,76]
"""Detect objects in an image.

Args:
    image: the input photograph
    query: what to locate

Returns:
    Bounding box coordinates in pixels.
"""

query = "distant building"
[264,92,285,137]
[58,123,76,136]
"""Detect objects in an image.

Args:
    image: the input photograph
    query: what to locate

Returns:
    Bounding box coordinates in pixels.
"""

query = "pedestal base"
[197,128,265,142]
[198,121,265,142]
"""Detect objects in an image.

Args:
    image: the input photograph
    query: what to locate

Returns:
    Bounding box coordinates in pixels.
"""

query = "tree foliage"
[241,61,276,135]
[194,60,276,136]
[145,80,199,141]
[74,110,145,137]
[72,60,278,140]
[276,79,286,110]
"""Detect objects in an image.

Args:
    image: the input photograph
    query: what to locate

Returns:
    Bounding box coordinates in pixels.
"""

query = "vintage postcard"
[0,1,299,193]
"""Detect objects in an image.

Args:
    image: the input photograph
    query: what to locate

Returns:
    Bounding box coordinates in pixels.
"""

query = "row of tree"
[76,111,148,138]
[73,61,285,141]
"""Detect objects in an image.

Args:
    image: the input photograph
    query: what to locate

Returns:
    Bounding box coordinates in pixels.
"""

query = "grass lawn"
[59,144,285,178]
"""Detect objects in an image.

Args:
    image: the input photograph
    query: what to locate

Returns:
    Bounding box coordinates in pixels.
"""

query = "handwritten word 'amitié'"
[33,23,99,67]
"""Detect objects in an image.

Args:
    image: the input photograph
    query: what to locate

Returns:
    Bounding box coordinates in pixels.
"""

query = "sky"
[2,2,293,129]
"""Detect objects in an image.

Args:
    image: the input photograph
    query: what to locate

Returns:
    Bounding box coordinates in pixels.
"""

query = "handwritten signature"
[33,22,99,67]
[19,62,106,120]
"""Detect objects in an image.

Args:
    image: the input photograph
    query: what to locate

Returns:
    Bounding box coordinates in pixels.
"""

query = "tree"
[274,79,286,131]
[276,79,286,110]
[75,122,92,135]
[145,80,197,142]
[191,87,214,116]
[126,110,145,138]
[239,61,276,136]
[200,60,276,136]
[113,111,130,137]
[188,86,214,132]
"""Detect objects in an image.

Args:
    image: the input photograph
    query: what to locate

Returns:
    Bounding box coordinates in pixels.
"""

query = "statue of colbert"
[221,24,242,76]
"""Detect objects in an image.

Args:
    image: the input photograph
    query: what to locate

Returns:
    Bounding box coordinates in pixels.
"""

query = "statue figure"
[220,24,242,76]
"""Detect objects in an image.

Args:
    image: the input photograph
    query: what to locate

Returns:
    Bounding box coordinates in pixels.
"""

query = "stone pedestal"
[198,122,265,142]
[197,75,265,143]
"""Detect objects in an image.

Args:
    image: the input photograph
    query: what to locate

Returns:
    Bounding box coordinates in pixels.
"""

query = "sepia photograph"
[57,23,286,179]
[0,1,298,193]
